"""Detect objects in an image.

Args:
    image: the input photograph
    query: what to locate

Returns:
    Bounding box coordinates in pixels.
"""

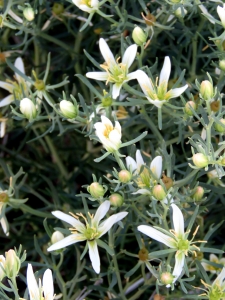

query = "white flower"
[72,0,99,13]
[136,57,188,108]
[201,267,225,299]
[138,204,201,286]
[47,201,128,274]
[0,118,7,138]
[0,57,29,107]
[86,38,138,99]
[126,150,162,194]
[26,264,54,300]
[0,201,9,236]
[217,5,225,28]
[20,98,37,120]
[0,255,6,281]
[94,116,122,153]
[202,254,225,274]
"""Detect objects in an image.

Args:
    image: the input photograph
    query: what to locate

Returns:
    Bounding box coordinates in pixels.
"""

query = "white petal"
[52,211,85,233]
[0,121,6,138]
[1,215,9,236]
[147,98,166,108]
[0,81,14,93]
[171,204,184,238]
[101,115,113,127]
[136,70,154,96]
[27,264,40,300]
[43,269,54,300]
[92,200,110,228]
[213,267,225,287]
[8,9,23,23]
[126,156,137,172]
[209,253,219,262]
[114,120,121,135]
[137,225,176,248]
[98,212,128,237]
[0,95,14,107]
[112,83,122,99]
[86,72,108,81]
[150,156,162,179]
[217,6,225,27]
[172,251,185,283]
[126,70,140,81]
[132,189,151,195]
[91,0,99,8]
[87,240,100,273]
[166,85,188,99]
[47,234,86,251]
[108,129,121,148]
[99,38,116,68]
[14,57,25,84]
[159,56,171,87]
[122,44,137,69]
[136,150,145,170]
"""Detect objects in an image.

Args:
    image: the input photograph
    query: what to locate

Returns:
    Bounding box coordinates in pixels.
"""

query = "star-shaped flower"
[86,38,138,99]
[136,57,188,108]
[47,200,128,273]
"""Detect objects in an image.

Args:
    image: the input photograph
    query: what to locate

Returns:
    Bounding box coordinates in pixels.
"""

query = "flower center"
[6,79,28,100]
[208,284,225,300]
[177,239,190,251]
[103,124,113,138]
[80,0,92,7]
[84,227,98,241]
[100,58,127,84]
[136,167,151,188]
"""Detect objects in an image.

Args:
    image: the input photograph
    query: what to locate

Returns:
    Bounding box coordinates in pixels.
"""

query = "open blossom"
[126,150,162,194]
[136,57,188,108]
[86,38,138,99]
[26,264,54,300]
[94,116,122,153]
[201,267,225,299]
[202,254,225,274]
[217,4,225,28]
[0,57,29,107]
[72,0,99,13]
[138,204,202,286]
[47,201,128,274]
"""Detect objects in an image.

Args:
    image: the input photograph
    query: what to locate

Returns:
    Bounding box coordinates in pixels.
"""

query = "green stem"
[174,169,199,188]
[114,151,126,169]
[10,277,20,300]
[38,32,73,53]
[44,135,69,179]
[141,106,163,143]
[206,117,214,154]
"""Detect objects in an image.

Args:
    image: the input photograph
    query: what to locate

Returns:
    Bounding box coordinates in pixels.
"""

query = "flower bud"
[192,186,204,201]
[192,251,203,261]
[60,100,78,119]
[101,96,113,107]
[87,182,105,198]
[200,80,214,100]
[210,101,220,112]
[34,79,45,91]
[184,101,196,116]
[51,231,64,244]
[214,118,225,133]
[160,272,174,285]
[23,7,35,21]
[4,250,20,279]
[0,255,6,281]
[20,98,37,120]
[192,153,208,168]
[219,59,225,71]
[132,26,147,46]
[0,192,9,203]
[152,185,166,201]
[174,7,187,18]
[138,248,149,261]
[162,175,173,190]
[52,2,64,15]
[109,193,124,207]
[118,170,132,183]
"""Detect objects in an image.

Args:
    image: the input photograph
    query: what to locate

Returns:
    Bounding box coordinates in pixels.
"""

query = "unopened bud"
[138,248,149,261]
[192,251,204,261]
[160,272,174,285]
[200,80,214,100]
[34,79,45,91]
[102,96,113,107]
[162,175,173,190]
[87,182,105,198]
[51,231,64,244]
[192,186,204,201]
[219,59,225,71]
[109,193,124,207]
[0,192,9,203]
[192,153,208,168]
[23,7,35,21]
[4,250,20,279]
[20,98,37,120]
[184,101,196,116]
[132,26,147,46]
[210,101,220,112]
[60,100,78,119]
[52,2,64,15]
[118,170,132,183]
[174,7,187,18]
[152,185,166,201]
[214,118,225,133]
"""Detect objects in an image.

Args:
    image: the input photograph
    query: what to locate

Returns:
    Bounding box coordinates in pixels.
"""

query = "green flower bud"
[23,7,35,21]
[152,185,166,201]
[219,59,225,71]
[102,96,113,107]
[0,192,9,203]
[214,118,225,133]
[87,182,105,198]
[192,153,208,168]
[118,170,132,183]
[60,100,78,119]
[20,98,37,120]
[34,79,45,91]
[200,80,214,100]
[184,101,196,116]
[51,231,64,244]
[4,250,20,279]
[132,26,147,46]
[52,2,64,15]
[160,272,174,285]
[174,7,187,18]
[192,186,204,201]
[109,193,124,207]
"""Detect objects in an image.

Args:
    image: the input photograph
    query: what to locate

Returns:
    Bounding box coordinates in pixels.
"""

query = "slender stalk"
[114,151,126,169]
[141,106,163,143]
